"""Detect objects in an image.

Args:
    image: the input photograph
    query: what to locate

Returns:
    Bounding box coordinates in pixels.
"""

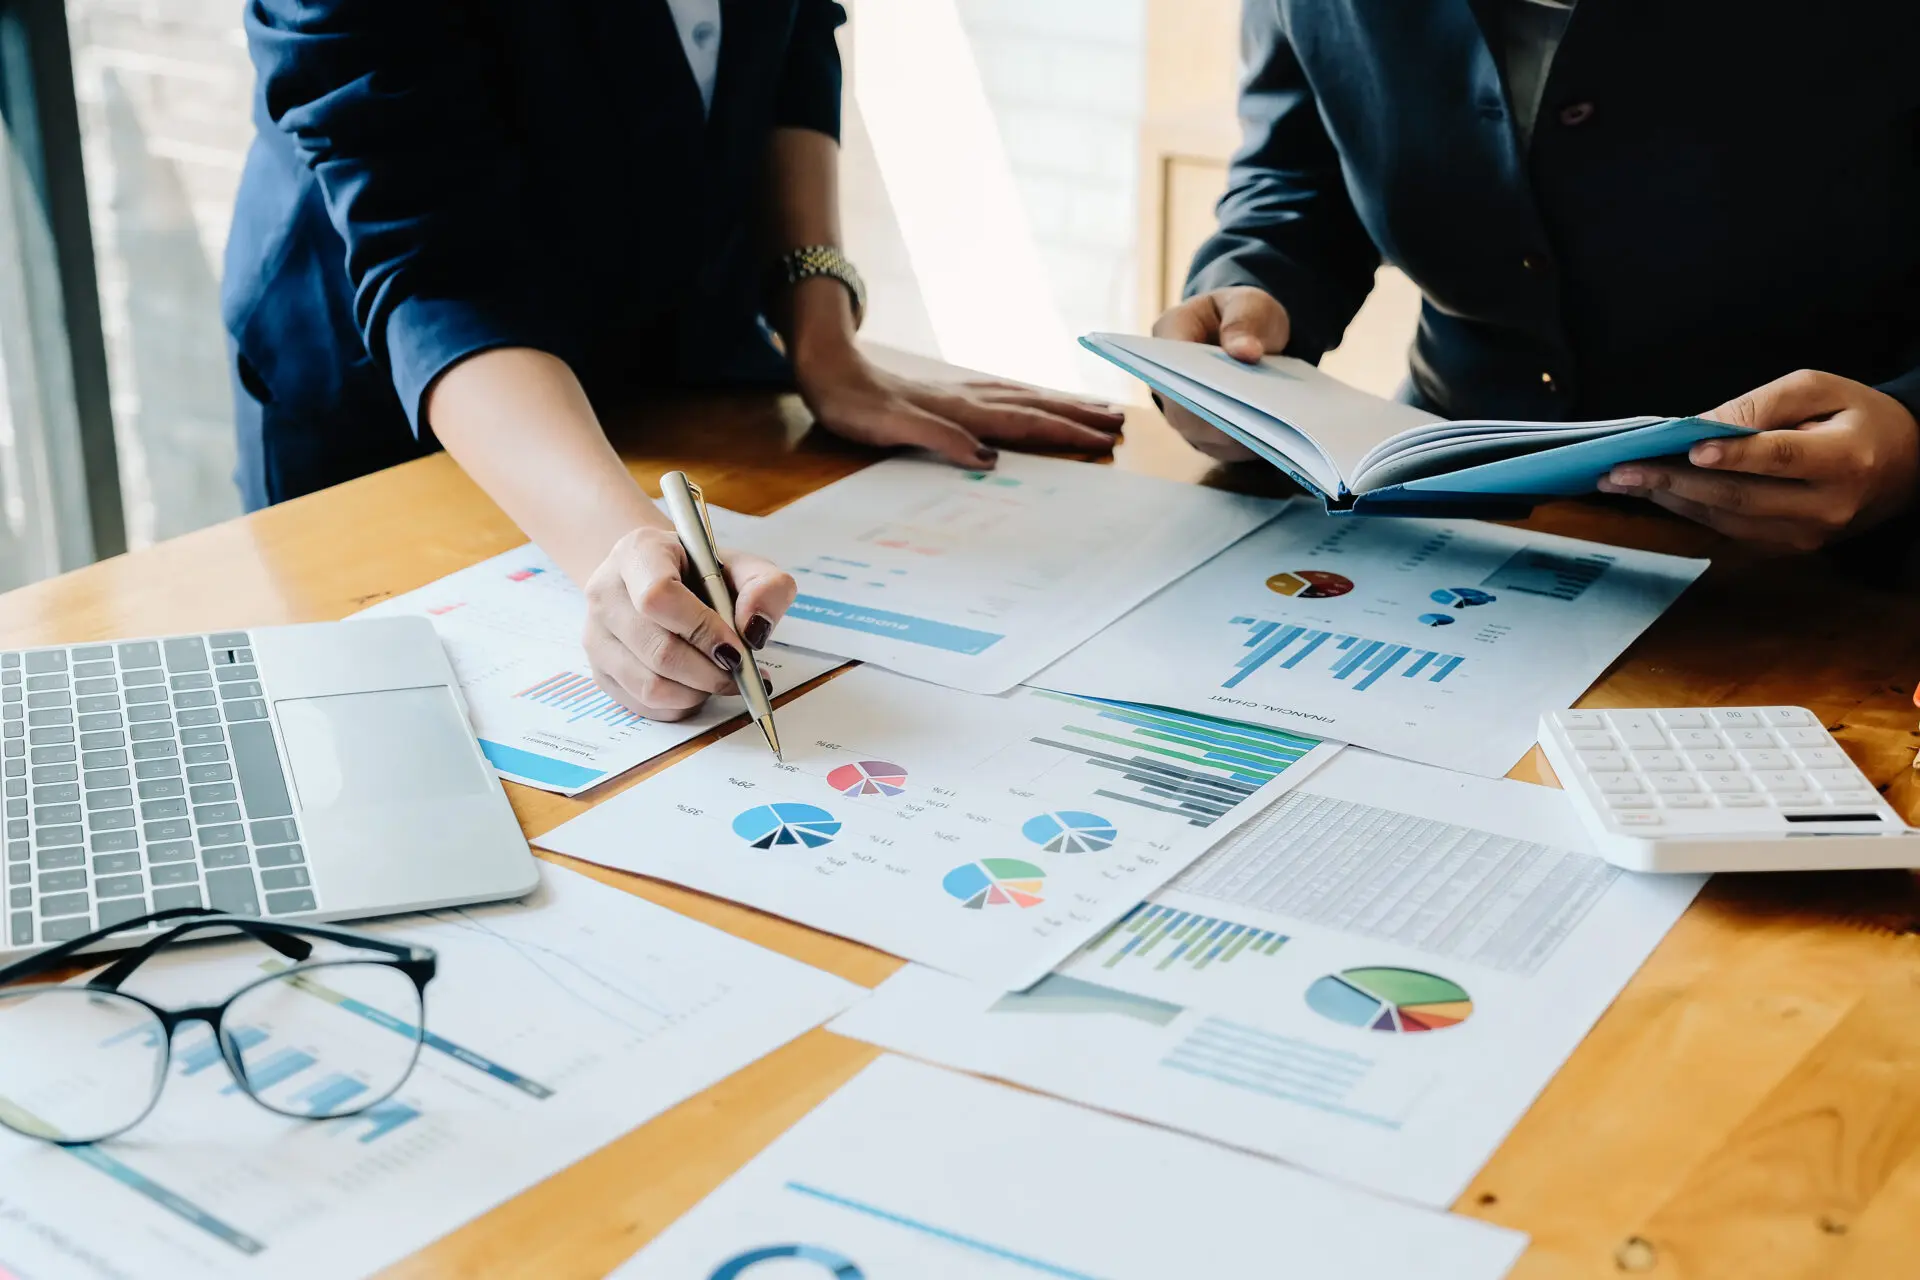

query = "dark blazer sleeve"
[246,0,555,433]
[775,0,848,139]
[1184,1,1380,363]
[1878,366,1920,426]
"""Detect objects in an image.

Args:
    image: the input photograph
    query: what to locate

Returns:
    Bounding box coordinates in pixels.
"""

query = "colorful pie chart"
[826,760,909,797]
[1022,811,1118,854]
[943,858,1047,910]
[1305,966,1473,1033]
[731,803,842,850]
[1267,569,1354,599]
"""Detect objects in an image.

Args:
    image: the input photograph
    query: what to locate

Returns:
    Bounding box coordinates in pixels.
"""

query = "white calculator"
[1539,707,1920,873]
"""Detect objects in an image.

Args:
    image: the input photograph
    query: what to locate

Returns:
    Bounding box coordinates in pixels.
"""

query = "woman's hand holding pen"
[582,527,796,722]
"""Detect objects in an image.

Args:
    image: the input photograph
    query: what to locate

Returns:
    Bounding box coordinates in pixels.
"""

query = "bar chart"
[1225,617,1464,693]
[1082,902,1286,973]
[1028,690,1321,827]
[513,672,647,727]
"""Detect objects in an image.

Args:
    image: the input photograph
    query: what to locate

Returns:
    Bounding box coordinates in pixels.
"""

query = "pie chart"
[1305,966,1473,1033]
[710,1245,864,1279]
[1430,586,1496,609]
[943,858,1047,909]
[731,802,843,850]
[1022,811,1117,853]
[826,760,909,797]
[1417,612,1456,627]
[1267,569,1353,599]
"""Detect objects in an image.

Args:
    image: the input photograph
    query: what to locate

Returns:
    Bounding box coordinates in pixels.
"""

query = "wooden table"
[9,385,1920,1279]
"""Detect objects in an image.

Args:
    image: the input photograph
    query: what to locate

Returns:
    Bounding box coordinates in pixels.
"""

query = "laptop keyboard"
[3,632,314,948]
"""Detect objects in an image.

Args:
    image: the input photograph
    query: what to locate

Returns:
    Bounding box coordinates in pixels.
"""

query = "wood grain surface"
[6,384,1917,1279]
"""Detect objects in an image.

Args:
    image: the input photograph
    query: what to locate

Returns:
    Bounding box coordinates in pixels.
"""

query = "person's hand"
[581,527,797,721]
[1596,370,1920,550]
[791,344,1125,469]
[1149,286,1293,462]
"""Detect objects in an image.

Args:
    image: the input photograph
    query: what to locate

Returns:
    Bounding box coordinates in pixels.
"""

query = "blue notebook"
[1084,333,1748,517]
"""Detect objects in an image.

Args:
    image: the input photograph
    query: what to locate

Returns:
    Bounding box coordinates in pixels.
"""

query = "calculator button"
[1795,748,1848,769]
[1578,751,1630,771]
[1725,727,1779,749]
[1661,794,1710,809]
[1656,710,1708,729]
[1631,751,1684,772]
[1825,791,1882,807]
[1566,730,1617,750]
[1669,728,1723,748]
[1685,749,1737,770]
[1778,727,1828,747]
[1595,773,1645,794]
[1605,713,1667,749]
[1777,799,1829,814]
[1615,811,1662,826]
[1606,793,1656,810]
[1737,749,1793,771]
[1757,771,1809,793]
[1809,768,1868,790]
[1762,707,1816,727]
[1719,792,1768,808]
[1559,711,1606,729]
[1649,772,1697,793]
[1709,709,1764,728]
[1702,772,1751,792]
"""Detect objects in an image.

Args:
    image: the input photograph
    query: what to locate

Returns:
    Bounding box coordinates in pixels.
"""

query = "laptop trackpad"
[276,687,494,813]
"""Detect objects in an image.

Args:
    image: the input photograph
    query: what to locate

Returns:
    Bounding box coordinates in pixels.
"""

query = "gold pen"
[659,471,783,760]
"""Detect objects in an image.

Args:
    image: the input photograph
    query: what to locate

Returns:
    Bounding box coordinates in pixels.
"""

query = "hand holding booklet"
[1084,332,1748,515]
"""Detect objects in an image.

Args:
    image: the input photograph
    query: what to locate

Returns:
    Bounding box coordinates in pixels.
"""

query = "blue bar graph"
[290,1072,370,1115]
[513,671,646,727]
[176,1026,266,1075]
[1029,691,1319,827]
[222,1046,316,1094]
[349,1100,421,1144]
[1226,616,1464,692]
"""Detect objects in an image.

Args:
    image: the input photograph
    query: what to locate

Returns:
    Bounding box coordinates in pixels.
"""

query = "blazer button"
[1558,101,1596,127]
[1540,371,1559,391]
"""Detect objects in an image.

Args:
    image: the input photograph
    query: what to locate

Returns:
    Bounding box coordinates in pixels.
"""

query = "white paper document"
[832,751,1705,1206]
[536,665,1338,989]
[355,528,845,795]
[1036,505,1708,776]
[735,452,1287,693]
[613,1055,1528,1280]
[0,866,861,1280]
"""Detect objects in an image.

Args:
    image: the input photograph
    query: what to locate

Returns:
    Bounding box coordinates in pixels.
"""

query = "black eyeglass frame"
[0,906,438,1146]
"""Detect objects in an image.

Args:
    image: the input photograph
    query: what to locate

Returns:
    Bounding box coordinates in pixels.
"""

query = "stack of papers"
[355,524,845,795]
[613,1056,1528,1279]
[536,665,1340,987]
[831,751,1706,1205]
[0,866,861,1280]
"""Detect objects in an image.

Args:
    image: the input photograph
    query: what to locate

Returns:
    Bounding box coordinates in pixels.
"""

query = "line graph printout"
[0,866,860,1280]
[734,452,1289,692]
[833,751,1704,1206]
[611,1057,1526,1280]
[535,666,1339,989]
[1036,506,1707,776]
[355,514,845,795]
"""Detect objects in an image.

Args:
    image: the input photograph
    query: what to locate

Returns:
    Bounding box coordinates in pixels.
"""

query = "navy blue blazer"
[1189,1,1920,425]
[223,0,845,502]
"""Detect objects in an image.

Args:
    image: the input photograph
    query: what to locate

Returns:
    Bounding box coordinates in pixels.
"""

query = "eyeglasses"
[0,906,437,1145]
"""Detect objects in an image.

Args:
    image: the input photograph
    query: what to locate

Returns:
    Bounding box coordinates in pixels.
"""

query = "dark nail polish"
[974,446,999,466]
[713,643,742,673]
[744,615,772,650]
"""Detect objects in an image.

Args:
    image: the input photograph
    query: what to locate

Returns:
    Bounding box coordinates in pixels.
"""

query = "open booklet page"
[1088,333,1663,495]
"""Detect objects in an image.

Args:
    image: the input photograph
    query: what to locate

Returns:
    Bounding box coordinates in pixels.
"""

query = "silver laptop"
[1,616,539,959]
